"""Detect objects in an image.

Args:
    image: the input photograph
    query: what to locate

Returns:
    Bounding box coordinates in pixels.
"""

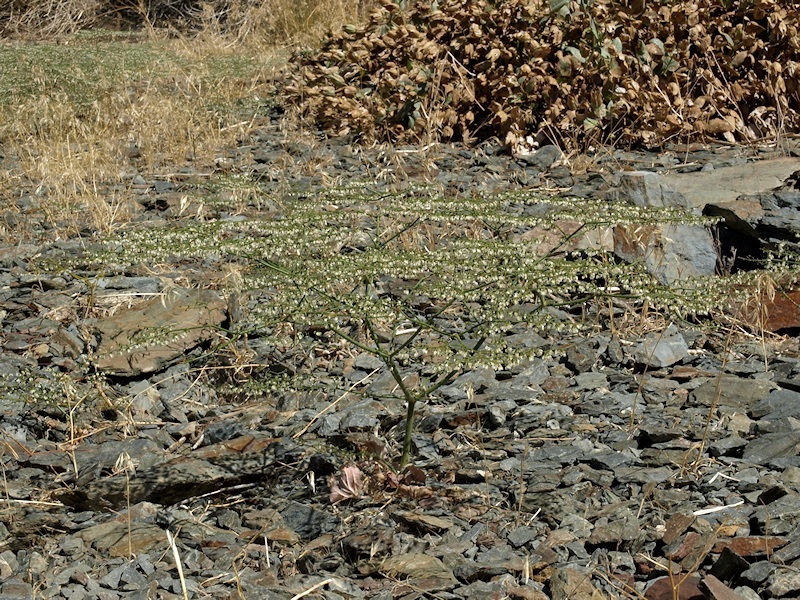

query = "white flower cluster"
[62,183,796,398]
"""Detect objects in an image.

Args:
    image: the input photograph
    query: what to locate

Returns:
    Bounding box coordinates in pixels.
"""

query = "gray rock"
[534,438,595,465]
[511,361,551,387]
[454,580,512,598]
[100,565,127,589]
[614,170,693,209]
[732,586,763,600]
[615,466,674,484]
[772,536,800,563]
[475,544,525,576]
[95,276,164,294]
[589,511,639,544]
[550,566,602,600]
[559,514,593,537]
[749,388,800,421]
[565,340,600,373]
[521,489,586,523]
[709,434,748,457]
[740,560,777,585]
[280,502,341,540]
[573,372,608,390]
[703,166,800,257]
[578,391,635,417]
[586,449,638,470]
[518,145,561,171]
[439,367,496,399]
[614,222,718,284]
[1,579,34,599]
[353,352,384,371]
[487,399,517,426]
[506,526,540,547]
[752,494,800,534]
[690,376,776,410]
[634,325,688,368]
[663,156,800,208]
[743,430,800,465]
[485,384,542,403]
[313,413,340,437]
[338,400,382,430]
[120,565,148,590]
[204,420,248,443]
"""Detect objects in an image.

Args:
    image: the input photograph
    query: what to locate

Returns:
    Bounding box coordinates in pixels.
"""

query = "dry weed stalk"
[166,529,190,600]
[113,451,137,558]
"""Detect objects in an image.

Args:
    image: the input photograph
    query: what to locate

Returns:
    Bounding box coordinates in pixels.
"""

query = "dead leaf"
[329,464,366,504]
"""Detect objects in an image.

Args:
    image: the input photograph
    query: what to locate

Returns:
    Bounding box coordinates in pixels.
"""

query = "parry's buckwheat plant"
[68,183,732,468]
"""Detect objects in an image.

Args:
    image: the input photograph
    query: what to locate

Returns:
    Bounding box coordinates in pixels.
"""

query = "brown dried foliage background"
[285,0,800,148]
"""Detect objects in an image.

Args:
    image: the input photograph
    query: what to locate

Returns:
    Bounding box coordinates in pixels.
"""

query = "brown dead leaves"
[285,0,800,149]
[329,462,432,504]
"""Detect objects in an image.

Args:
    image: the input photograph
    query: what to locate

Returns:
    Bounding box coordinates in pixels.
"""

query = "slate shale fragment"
[93,287,227,376]
[287,0,800,147]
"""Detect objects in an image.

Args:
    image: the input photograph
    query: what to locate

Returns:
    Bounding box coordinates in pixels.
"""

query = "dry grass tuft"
[1,0,370,42]
[1,55,269,237]
[0,0,368,240]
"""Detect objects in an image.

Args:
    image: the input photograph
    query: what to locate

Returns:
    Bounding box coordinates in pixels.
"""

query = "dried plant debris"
[285,0,800,149]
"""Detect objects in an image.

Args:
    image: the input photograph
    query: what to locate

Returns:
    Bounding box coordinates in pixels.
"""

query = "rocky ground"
[2,111,800,600]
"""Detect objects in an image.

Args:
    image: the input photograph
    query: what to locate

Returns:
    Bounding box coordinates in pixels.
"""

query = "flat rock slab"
[57,435,299,511]
[94,288,226,376]
[663,157,800,209]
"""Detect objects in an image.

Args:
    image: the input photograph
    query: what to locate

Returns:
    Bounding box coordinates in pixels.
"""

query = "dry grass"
[0,0,367,240]
[1,0,372,43]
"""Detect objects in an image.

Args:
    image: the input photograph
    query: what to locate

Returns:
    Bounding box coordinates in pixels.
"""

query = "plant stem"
[400,395,416,469]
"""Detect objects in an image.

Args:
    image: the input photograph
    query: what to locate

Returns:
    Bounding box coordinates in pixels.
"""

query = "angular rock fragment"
[614,171,693,210]
[767,569,800,599]
[549,566,601,600]
[634,325,688,368]
[742,430,800,465]
[690,376,776,411]
[94,288,226,376]
[613,222,718,284]
[700,574,749,600]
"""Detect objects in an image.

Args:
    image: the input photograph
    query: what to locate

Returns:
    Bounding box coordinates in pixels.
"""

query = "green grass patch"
[0,31,263,107]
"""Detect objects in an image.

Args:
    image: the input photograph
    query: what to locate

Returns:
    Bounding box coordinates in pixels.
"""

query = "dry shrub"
[285,0,800,148]
[0,0,104,37]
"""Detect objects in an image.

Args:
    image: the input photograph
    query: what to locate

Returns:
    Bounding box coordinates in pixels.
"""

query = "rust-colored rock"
[712,536,788,557]
[764,289,800,332]
[549,566,603,600]
[644,574,704,600]
[662,512,695,545]
[506,585,549,600]
[666,531,703,561]
[700,574,748,600]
